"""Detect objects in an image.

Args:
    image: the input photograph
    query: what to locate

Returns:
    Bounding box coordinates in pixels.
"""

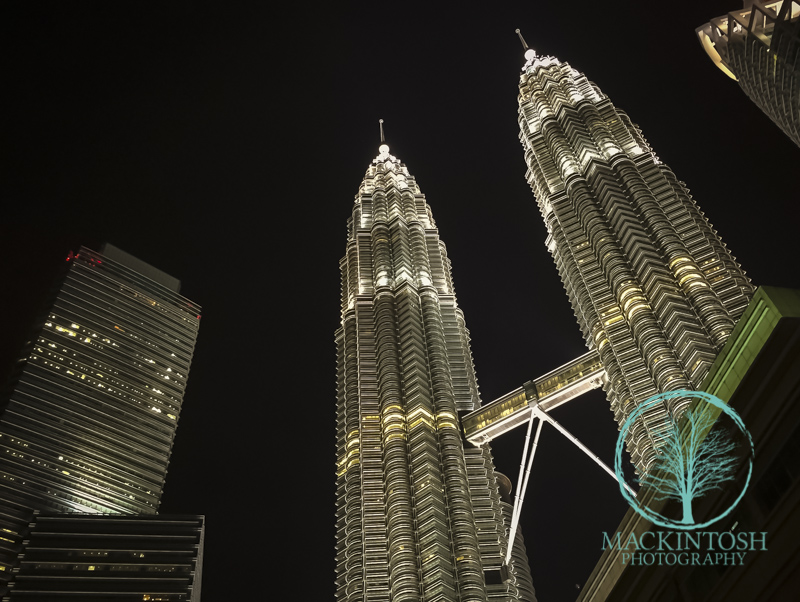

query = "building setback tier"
[2,513,204,602]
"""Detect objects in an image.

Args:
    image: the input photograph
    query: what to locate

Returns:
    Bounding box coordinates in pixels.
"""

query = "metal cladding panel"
[335,147,537,601]
[517,54,754,474]
[2,513,204,601]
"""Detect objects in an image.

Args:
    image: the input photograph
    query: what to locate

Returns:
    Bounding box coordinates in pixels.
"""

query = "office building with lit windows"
[0,244,201,582]
[697,1,800,147]
[335,143,536,601]
[516,47,754,474]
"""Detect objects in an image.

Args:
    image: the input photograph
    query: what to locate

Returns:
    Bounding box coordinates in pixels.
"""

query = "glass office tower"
[516,49,754,474]
[0,245,201,578]
[335,144,536,601]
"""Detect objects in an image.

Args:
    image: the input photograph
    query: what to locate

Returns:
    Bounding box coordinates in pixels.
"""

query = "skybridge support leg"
[505,410,543,566]
[501,404,637,572]
[530,405,637,499]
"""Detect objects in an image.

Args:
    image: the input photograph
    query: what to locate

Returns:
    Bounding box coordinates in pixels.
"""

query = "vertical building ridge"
[335,144,536,601]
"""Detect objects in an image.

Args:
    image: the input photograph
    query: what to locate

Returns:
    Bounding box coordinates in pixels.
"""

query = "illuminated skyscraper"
[335,141,536,601]
[0,244,201,579]
[697,1,800,147]
[516,42,754,474]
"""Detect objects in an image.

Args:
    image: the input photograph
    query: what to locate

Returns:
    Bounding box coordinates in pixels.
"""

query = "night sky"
[1,2,797,600]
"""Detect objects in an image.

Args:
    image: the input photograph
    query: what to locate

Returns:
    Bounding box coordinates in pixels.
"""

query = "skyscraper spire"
[515,28,536,62]
[515,28,529,50]
[335,145,536,601]
[377,119,392,161]
[516,49,753,474]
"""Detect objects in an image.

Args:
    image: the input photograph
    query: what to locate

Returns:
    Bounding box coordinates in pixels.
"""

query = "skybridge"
[462,350,606,445]
[462,349,638,570]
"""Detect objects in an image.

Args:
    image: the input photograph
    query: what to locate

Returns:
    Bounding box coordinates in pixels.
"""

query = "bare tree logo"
[614,390,754,530]
[637,408,738,525]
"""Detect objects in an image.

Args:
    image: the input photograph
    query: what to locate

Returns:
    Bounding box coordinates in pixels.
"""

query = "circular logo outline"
[614,390,754,530]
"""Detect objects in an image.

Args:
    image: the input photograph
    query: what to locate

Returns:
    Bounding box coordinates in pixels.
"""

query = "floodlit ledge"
[576,452,678,601]
[577,504,657,602]
[700,286,800,403]
[577,286,800,602]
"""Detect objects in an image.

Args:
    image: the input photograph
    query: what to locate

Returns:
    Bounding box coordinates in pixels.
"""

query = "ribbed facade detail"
[517,54,754,474]
[464,450,535,602]
[0,246,200,581]
[697,1,800,147]
[335,147,535,601]
[2,513,204,601]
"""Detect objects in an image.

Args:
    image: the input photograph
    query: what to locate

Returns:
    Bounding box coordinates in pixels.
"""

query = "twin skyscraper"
[334,41,754,601]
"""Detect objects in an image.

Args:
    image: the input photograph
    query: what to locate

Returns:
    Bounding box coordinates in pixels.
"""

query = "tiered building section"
[335,143,536,601]
[697,1,800,147]
[516,50,754,474]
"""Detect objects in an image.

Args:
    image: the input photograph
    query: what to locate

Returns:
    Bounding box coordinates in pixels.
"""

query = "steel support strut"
[505,410,543,566]
[503,404,637,568]
[531,405,637,498]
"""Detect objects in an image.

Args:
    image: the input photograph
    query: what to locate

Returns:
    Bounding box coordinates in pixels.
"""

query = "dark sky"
[1,2,797,600]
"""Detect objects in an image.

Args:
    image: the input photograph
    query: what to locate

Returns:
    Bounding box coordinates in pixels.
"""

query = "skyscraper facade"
[516,49,754,473]
[0,245,201,577]
[335,143,536,601]
[697,1,800,147]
